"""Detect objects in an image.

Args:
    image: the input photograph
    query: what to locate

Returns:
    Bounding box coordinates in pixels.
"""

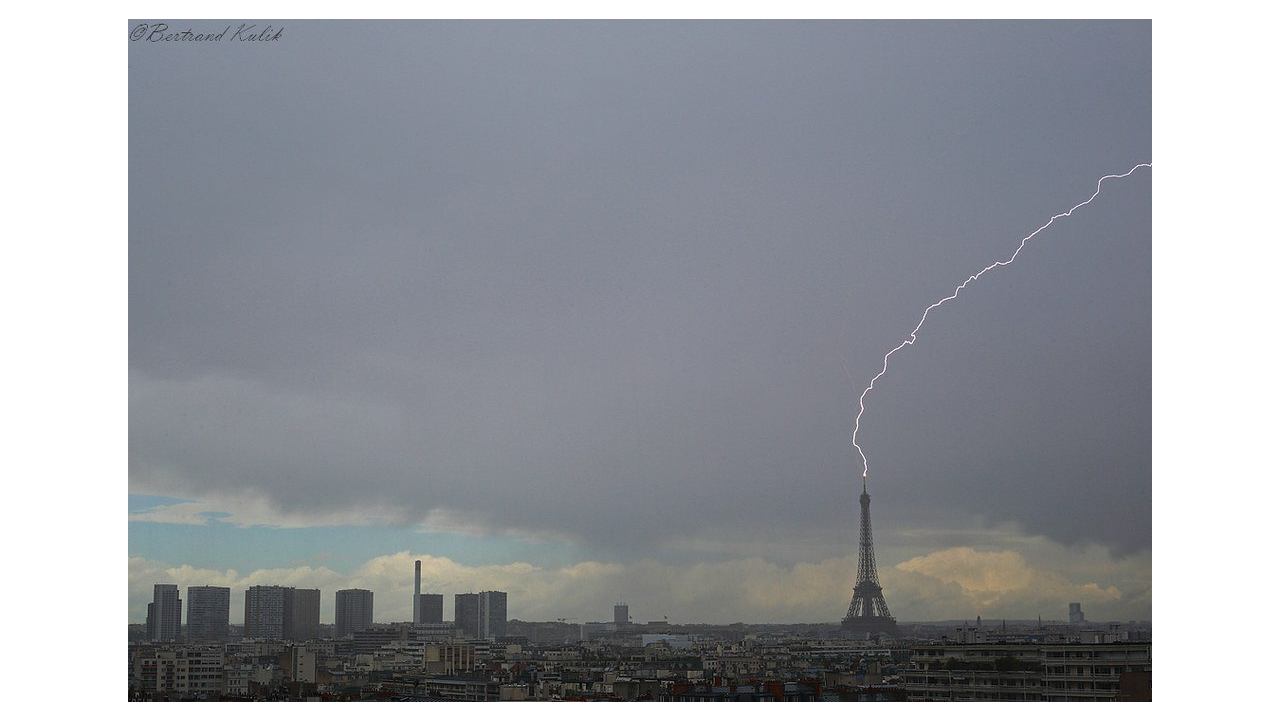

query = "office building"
[285,587,321,641]
[417,593,444,624]
[479,590,507,638]
[455,593,479,638]
[244,585,287,639]
[186,585,230,644]
[615,603,629,625]
[335,588,374,637]
[413,622,456,641]
[352,626,410,655]
[1069,602,1085,624]
[245,585,320,640]
[146,584,182,641]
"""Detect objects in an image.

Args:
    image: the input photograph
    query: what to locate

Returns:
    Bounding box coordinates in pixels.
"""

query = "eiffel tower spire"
[842,476,898,636]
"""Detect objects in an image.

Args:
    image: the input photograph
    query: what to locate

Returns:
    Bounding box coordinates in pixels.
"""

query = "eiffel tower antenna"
[841,475,899,636]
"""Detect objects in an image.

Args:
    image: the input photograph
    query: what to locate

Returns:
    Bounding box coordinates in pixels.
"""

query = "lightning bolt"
[851,163,1152,478]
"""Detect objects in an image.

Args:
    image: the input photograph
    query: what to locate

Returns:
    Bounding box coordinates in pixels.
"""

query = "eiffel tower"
[841,477,898,636]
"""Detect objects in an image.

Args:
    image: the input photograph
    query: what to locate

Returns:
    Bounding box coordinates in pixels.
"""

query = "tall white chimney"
[413,560,421,624]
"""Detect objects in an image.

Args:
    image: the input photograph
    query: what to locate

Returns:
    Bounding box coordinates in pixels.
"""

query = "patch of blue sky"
[128,518,592,575]
[128,494,197,513]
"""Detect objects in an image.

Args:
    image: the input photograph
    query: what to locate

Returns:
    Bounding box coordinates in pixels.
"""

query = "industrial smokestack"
[413,560,421,624]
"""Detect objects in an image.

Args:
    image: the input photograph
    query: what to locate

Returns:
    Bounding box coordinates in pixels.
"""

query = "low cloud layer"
[890,546,1136,619]
[130,535,1150,626]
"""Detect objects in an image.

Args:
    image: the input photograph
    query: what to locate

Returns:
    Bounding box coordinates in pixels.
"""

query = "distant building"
[417,673,499,701]
[244,585,319,640]
[455,593,479,638]
[146,584,182,641]
[334,589,374,638]
[130,645,223,699]
[186,586,230,644]
[281,646,317,684]
[417,593,444,624]
[615,603,630,625]
[643,633,693,650]
[1068,602,1085,624]
[351,625,410,655]
[424,643,476,675]
[453,591,507,638]
[479,590,507,638]
[413,622,457,642]
[285,588,321,641]
[507,619,581,645]
[581,622,618,640]
[245,586,287,639]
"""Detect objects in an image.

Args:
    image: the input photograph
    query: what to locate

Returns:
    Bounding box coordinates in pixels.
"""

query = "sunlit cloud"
[130,535,1150,626]
[888,545,1143,621]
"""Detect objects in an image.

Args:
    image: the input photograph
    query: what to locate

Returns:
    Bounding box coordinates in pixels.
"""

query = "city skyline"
[128,576,1152,701]
[129,20,1151,627]
[136,576,1114,632]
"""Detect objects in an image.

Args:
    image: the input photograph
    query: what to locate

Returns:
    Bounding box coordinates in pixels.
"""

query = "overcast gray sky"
[129,20,1150,624]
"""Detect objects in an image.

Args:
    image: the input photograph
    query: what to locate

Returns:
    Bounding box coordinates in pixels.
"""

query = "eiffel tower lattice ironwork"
[841,477,898,636]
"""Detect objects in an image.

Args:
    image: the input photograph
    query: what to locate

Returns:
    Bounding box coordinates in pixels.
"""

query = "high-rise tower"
[335,588,374,637]
[186,585,230,643]
[454,593,479,638]
[244,585,287,639]
[1069,602,1085,624]
[285,588,321,641]
[841,478,898,636]
[146,584,182,641]
[417,593,444,624]
[479,590,507,638]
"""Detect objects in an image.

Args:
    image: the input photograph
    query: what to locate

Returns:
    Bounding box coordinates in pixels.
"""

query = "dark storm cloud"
[130,21,1150,557]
